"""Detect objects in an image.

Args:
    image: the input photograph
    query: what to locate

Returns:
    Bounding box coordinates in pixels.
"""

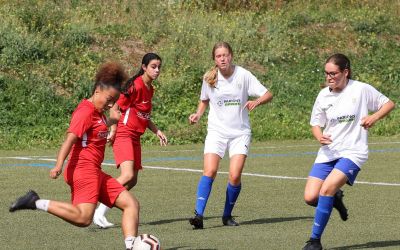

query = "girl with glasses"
[303,54,395,250]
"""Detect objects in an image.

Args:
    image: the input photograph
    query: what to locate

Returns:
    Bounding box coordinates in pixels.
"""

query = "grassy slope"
[0,0,399,149]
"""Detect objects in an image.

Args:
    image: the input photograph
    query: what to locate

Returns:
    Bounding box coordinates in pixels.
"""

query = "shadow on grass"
[144,216,220,226]
[329,240,400,249]
[240,216,313,225]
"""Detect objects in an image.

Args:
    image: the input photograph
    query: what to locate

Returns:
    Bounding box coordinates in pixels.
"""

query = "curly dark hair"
[92,61,128,94]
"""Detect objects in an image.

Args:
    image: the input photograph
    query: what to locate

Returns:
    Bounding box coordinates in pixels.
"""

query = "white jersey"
[310,80,390,167]
[200,65,268,138]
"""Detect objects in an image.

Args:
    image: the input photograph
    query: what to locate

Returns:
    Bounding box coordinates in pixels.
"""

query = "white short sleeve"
[363,84,390,112]
[247,72,268,97]
[200,80,210,101]
[310,94,327,127]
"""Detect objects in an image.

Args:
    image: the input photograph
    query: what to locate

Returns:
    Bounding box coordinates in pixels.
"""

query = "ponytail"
[204,65,218,87]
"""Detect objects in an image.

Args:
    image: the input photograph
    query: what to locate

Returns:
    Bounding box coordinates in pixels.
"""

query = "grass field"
[1,138,399,249]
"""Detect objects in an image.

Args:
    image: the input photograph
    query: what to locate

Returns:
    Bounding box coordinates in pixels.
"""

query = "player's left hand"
[244,100,261,111]
[50,166,62,179]
[156,130,168,146]
[360,115,378,130]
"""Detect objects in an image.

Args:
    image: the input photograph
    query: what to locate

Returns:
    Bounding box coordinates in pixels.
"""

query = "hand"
[107,129,116,145]
[244,99,261,112]
[50,166,62,179]
[360,115,378,130]
[318,134,332,145]
[156,130,168,146]
[189,113,201,125]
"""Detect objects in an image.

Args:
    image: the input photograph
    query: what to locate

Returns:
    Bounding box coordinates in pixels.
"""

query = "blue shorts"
[309,158,361,186]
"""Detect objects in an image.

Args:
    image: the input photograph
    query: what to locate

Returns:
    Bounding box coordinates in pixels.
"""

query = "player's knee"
[229,174,241,185]
[119,172,134,185]
[75,217,92,227]
[319,185,336,196]
[203,170,217,179]
[304,192,318,206]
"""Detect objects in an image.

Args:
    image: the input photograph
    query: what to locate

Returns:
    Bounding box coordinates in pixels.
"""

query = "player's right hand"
[50,166,62,179]
[189,113,200,124]
[318,134,332,145]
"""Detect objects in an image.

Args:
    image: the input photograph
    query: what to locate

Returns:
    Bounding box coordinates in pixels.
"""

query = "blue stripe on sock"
[195,175,214,216]
[311,195,334,239]
[223,183,242,217]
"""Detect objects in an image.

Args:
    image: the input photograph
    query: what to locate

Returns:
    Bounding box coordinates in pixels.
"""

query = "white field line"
[2,156,400,187]
[142,141,400,153]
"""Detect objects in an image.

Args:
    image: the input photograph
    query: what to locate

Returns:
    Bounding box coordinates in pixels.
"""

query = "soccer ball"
[132,234,160,250]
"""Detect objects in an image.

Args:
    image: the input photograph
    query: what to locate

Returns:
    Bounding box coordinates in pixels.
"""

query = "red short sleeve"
[68,105,93,138]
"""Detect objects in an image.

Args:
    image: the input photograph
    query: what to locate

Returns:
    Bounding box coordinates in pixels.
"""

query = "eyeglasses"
[324,71,340,78]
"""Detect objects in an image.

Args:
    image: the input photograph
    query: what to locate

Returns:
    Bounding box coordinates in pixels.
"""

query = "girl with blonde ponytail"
[188,42,273,229]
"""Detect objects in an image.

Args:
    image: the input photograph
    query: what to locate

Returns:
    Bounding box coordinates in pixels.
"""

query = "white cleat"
[93,215,114,229]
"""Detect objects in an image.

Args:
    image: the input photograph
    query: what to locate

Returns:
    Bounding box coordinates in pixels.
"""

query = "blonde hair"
[203,42,233,88]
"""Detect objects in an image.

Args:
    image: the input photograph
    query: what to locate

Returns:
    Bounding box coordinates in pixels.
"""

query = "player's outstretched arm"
[50,132,78,179]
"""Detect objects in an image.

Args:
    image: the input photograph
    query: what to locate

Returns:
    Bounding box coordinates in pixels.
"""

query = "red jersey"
[116,76,153,135]
[66,99,108,171]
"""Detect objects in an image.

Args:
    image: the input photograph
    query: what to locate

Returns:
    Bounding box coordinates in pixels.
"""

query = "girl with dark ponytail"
[94,53,168,228]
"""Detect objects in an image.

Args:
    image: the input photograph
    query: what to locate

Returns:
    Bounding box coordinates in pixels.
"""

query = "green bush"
[0,0,398,149]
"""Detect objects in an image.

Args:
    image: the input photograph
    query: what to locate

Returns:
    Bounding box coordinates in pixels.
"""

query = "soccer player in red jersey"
[94,53,167,228]
[10,62,140,250]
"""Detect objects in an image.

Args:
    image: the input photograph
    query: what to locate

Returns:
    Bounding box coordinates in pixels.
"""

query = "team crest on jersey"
[236,83,242,89]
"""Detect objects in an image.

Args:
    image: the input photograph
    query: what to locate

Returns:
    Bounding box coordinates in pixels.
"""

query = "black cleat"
[333,189,348,221]
[189,211,203,229]
[9,190,40,212]
[222,216,239,226]
[303,238,322,250]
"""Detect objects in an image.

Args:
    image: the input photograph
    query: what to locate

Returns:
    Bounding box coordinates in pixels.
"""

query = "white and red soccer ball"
[132,234,160,250]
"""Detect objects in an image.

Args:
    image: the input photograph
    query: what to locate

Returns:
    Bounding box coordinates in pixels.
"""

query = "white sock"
[95,203,111,217]
[124,236,136,249]
[35,199,50,212]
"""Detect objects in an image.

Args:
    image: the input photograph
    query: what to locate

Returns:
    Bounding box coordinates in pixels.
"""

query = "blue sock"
[195,176,214,216]
[311,195,334,239]
[223,183,242,217]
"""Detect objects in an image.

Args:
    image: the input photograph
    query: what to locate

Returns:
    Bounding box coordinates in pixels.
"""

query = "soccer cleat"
[9,190,40,212]
[222,216,239,226]
[333,189,348,221]
[189,211,204,229]
[303,238,322,250]
[93,214,114,229]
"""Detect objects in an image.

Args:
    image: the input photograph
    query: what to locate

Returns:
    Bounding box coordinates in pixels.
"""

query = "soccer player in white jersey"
[188,42,273,229]
[302,54,395,250]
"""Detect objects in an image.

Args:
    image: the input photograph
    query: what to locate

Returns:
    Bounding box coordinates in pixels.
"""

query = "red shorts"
[65,167,125,207]
[113,132,142,170]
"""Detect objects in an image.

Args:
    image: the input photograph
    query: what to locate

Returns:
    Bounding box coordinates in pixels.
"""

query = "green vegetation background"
[0,0,399,149]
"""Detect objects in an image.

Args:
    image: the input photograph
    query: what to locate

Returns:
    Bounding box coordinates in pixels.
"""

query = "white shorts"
[204,132,251,158]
